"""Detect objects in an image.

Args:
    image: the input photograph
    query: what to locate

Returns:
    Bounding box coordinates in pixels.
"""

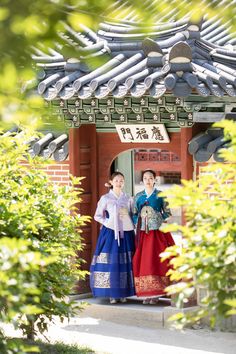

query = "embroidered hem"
[134,275,170,296]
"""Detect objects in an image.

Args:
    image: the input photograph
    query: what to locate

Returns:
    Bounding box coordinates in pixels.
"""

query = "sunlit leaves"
[0,7,9,21]
[161,120,236,329]
[224,299,236,315]
[0,62,17,93]
[0,237,53,351]
[67,12,93,30]
[0,130,90,352]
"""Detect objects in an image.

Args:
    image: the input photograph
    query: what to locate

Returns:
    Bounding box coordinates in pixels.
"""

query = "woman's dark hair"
[105,172,125,189]
[141,169,156,180]
[110,171,124,180]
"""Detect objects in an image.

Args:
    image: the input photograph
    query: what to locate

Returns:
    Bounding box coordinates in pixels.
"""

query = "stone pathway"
[2,297,236,354]
[44,315,236,354]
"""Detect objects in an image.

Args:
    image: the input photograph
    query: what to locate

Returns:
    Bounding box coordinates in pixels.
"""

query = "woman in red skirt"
[132,169,175,304]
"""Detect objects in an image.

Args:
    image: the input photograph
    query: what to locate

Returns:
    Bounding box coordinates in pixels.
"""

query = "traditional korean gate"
[69,125,193,292]
[33,10,236,293]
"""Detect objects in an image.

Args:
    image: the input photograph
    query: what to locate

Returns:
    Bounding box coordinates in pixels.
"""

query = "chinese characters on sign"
[116,124,170,143]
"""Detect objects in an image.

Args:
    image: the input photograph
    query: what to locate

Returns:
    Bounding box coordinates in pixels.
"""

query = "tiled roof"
[33,2,236,101]
[4,127,69,161]
[188,126,228,162]
[29,132,69,161]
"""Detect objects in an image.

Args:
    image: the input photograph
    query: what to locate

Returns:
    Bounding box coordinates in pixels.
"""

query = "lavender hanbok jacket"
[94,190,134,245]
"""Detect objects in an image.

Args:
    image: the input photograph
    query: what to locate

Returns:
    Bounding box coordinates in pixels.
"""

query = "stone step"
[73,296,197,329]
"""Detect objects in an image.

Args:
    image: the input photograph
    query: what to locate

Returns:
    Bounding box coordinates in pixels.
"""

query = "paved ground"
[2,298,236,354]
[43,315,236,354]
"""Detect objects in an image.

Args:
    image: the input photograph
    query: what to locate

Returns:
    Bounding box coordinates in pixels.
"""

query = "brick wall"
[160,171,181,184]
[43,160,70,186]
[21,160,70,186]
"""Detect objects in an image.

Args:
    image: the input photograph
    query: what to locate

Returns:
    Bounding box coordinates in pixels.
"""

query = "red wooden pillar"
[69,125,98,293]
[69,128,80,177]
[180,127,193,226]
[178,127,198,307]
[180,127,193,180]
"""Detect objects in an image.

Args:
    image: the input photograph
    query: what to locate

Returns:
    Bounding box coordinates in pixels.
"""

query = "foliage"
[0,128,90,352]
[0,238,52,354]
[26,339,94,354]
[161,119,236,329]
[0,337,93,354]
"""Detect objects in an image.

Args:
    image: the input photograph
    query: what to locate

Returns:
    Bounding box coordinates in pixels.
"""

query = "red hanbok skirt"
[132,229,175,297]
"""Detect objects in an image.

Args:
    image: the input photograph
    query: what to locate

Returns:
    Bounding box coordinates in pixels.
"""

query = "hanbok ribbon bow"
[113,200,125,246]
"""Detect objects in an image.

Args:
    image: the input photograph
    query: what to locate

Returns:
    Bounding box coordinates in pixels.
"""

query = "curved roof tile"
[3,129,69,162]
[188,126,230,162]
[30,133,69,161]
[33,5,236,100]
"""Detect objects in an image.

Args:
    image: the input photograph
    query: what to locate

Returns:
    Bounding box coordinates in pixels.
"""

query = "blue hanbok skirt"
[90,226,136,299]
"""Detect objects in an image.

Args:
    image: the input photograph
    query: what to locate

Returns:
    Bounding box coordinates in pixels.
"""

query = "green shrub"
[161,120,236,329]
[0,128,90,352]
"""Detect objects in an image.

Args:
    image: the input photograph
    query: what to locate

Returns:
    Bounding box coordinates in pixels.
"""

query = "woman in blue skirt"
[90,172,135,304]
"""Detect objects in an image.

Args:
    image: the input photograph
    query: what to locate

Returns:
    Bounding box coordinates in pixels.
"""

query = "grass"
[5,338,94,354]
[36,340,94,353]
[33,340,94,354]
